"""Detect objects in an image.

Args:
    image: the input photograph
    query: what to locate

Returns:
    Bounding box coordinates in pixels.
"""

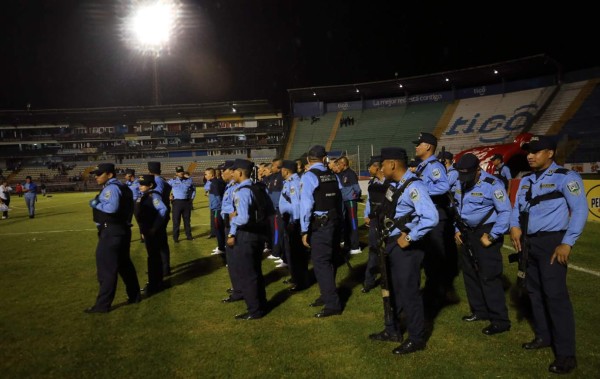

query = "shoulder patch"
[104,190,111,200]
[567,180,581,195]
[290,186,296,195]
[153,198,160,207]
[409,188,420,201]
[432,168,441,179]
[494,189,506,201]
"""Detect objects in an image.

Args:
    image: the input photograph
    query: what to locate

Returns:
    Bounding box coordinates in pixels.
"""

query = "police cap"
[455,153,480,182]
[368,155,381,167]
[522,135,557,153]
[148,161,161,174]
[91,163,116,175]
[231,159,254,171]
[138,174,155,187]
[380,147,408,162]
[124,168,135,175]
[412,132,438,146]
[281,160,297,172]
[440,151,454,161]
[308,145,327,158]
[175,165,184,173]
[490,153,503,162]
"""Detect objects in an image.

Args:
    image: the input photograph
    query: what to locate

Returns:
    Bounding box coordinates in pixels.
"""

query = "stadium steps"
[283,117,298,159]
[325,112,343,151]
[432,100,459,139]
[287,113,337,160]
[546,79,599,135]
[528,81,589,135]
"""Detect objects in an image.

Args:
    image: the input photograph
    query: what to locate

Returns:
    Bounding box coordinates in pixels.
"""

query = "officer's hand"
[551,243,571,265]
[480,233,493,248]
[364,217,370,227]
[302,234,310,248]
[230,211,237,219]
[510,227,522,252]
[89,198,99,208]
[227,236,235,247]
[455,231,463,245]
[397,232,410,249]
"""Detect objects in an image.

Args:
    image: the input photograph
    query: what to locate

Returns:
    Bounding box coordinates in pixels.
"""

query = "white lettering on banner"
[445,104,538,143]
[474,86,487,96]
[337,102,349,110]
[371,92,444,108]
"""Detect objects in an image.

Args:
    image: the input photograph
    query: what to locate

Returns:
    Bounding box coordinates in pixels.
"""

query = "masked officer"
[454,153,511,335]
[509,136,587,375]
[362,155,386,293]
[490,154,512,190]
[148,161,172,276]
[220,160,243,302]
[368,147,438,354]
[336,156,362,255]
[279,159,308,291]
[168,165,195,243]
[227,159,267,320]
[300,145,344,318]
[85,163,141,313]
[135,174,168,295]
[413,132,456,311]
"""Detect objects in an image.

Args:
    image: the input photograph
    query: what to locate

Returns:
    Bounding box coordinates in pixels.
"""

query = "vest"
[309,168,340,212]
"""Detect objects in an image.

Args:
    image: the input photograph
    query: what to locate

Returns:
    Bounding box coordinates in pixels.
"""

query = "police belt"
[527,230,566,238]
[97,221,129,231]
[311,213,332,227]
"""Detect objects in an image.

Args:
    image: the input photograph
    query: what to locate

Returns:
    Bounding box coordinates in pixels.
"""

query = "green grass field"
[1,192,599,378]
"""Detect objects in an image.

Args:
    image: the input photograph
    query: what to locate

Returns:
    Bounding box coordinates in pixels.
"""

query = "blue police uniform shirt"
[168,176,195,200]
[154,175,168,195]
[338,167,361,201]
[92,178,123,224]
[221,180,238,218]
[388,171,438,241]
[142,190,168,218]
[203,181,211,193]
[447,166,459,194]
[364,176,385,218]
[126,178,141,201]
[499,164,512,181]
[454,171,511,239]
[230,178,254,235]
[509,162,587,246]
[207,179,225,210]
[279,173,301,221]
[299,162,342,233]
[416,155,450,195]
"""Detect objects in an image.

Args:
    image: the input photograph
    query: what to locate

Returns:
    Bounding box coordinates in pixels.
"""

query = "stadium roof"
[287,54,562,103]
[0,99,279,125]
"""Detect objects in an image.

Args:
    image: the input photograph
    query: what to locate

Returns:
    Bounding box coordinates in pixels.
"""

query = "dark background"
[0,0,597,111]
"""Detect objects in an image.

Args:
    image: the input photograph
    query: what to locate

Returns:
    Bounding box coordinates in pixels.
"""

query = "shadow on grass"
[167,255,227,287]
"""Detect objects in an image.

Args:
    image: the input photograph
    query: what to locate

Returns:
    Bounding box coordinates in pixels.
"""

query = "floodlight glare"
[129,0,178,55]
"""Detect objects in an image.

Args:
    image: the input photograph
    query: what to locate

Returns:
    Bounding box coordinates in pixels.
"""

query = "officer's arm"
[489,184,511,239]
[299,173,317,233]
[427,162,450,195]
[230,189,251,235]
[561,173,588,247]
[408,184,439,241]
[95,185,120,214]
[503,166,512,180]
[364,194,370,219]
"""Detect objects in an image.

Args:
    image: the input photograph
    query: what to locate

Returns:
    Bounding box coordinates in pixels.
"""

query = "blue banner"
[326,100,362,112]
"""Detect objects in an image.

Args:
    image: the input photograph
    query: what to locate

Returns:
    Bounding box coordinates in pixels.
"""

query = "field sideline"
[1,192,599,378]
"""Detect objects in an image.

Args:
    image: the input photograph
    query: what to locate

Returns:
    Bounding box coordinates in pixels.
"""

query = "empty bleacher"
[286,113,338,160]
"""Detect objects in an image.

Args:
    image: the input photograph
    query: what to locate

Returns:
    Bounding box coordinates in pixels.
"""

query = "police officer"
[220,160,243,302]
[454,153,511,335]
[368,147,438,354]
[148,161,172,276]
[336,156,362,255]
[279,159,308,291]
[205,167,226,254]
[413,132,456,310]
[227,159,267,319]
[362,155,386,293]
[135,174,168,295]
[85,163,141,313]
[509,135,587,375]
[491,154,512,190]
[169,165,195,243]
[300,145,343,318]
[23,176,37,218]
[124,168,143,242]
[440,151,458,193]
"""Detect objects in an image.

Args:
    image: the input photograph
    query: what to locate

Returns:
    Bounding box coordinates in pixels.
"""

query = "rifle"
[455,217,480,272]
[375,217,395,330]
[508,211,529,288]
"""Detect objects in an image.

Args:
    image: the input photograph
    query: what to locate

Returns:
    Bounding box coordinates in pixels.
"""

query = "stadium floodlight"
[128,0,178,56]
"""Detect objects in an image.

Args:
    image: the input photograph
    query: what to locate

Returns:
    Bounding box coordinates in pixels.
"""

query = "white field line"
[0,223,211,236]
[503,244,600,278]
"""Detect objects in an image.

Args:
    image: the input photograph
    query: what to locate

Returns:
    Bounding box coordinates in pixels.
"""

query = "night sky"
[1,1,597,112]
